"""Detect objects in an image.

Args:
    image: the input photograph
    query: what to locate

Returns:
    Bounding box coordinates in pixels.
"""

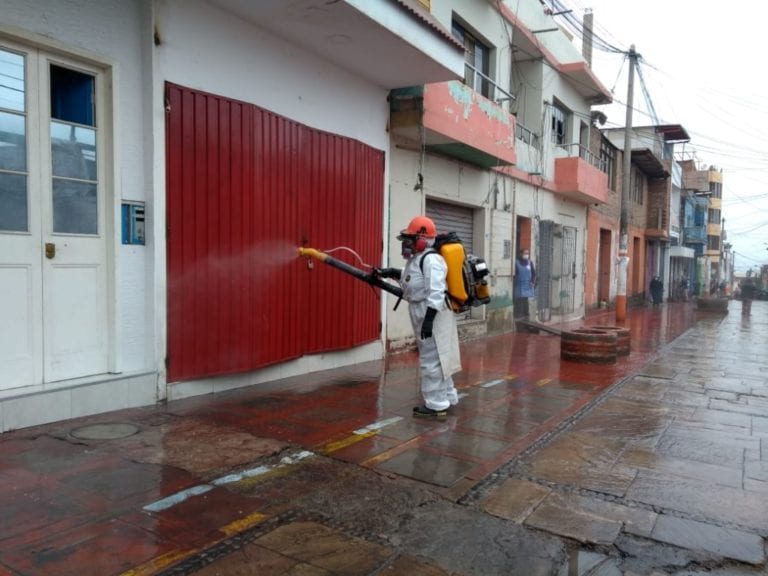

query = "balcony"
[514,122,541,174]
[683,226,707,244]
[553,143,609,204]
[390,80,517,168]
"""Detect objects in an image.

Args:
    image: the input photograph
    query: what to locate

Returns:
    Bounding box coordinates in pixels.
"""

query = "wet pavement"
[0,300,766,575]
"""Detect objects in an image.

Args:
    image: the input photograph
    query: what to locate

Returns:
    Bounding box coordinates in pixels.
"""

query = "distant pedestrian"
[679,277,690,301]
[514,248,536,319]
[740,279,756,316]
[650,276,663,306]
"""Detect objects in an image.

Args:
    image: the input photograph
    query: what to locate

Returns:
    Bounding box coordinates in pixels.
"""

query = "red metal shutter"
[166,83,383,383]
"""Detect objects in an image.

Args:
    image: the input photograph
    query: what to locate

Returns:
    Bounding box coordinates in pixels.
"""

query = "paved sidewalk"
[474,299,768,573]
[0,300,764,575]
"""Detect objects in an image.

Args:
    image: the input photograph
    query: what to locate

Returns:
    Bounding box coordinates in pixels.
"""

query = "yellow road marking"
[119,549,194,576]
[221,512,269,536]
[121,512,272,575]
[361,434,424,467]
[321,430,376,454]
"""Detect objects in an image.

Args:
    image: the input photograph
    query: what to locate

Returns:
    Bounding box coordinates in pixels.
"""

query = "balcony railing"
[553,142,609,204]
[556,143,606,171]
[464,62,515,108]
[683,226,707,244]
[516,122,541,150]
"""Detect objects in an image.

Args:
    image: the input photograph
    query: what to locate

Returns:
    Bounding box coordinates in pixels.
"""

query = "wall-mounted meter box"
[121,201,145,245]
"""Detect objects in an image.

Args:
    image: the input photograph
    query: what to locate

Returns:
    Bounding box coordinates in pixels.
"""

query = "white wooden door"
[0,42,109,389]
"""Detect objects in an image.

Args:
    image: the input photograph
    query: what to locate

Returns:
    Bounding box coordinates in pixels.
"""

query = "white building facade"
[0,0,463,432]
[0,0,613,433]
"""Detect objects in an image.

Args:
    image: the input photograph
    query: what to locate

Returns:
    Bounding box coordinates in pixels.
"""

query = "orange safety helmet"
[398,215,437,239]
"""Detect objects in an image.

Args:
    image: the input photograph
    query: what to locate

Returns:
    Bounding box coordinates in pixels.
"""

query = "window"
[452,20,491,99]
[551,102,568,145]
[50,65,98,234]
[0,49,27,232]
[600,137,616,190]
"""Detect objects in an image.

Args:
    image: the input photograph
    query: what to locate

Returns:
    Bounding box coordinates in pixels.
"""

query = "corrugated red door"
[166,83,383,383]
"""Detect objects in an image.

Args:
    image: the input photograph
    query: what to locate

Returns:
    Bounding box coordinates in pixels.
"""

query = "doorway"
[598,228,612,304]
[0,41,111,389]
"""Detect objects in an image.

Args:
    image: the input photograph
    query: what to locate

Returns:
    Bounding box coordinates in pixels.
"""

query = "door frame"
[0,31,120,387]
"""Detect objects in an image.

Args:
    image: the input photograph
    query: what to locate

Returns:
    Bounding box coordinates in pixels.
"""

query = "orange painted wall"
[423,81,516,165]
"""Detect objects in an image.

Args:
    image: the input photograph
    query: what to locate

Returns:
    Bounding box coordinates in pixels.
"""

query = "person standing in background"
[650,276,664,306]
[740,278,756,316]
[513,248,536,319]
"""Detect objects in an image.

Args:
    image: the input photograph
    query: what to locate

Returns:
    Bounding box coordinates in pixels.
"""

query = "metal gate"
[537,220,553,319]
[559,225,577,314]
[537,221,577,319]
[165,83,384,383]
[425,200,474,255]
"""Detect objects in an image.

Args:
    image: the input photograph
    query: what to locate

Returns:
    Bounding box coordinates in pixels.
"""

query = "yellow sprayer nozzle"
[298,247,327,262]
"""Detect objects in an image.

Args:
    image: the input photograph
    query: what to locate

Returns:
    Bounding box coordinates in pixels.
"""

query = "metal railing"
[555,142,606,171]
[683,226,707,243]
[464,62,516,104]
[515,122,541,150]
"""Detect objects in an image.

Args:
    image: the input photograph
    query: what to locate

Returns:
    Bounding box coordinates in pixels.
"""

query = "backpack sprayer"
[298,247,404,307]
[298,236,491,313]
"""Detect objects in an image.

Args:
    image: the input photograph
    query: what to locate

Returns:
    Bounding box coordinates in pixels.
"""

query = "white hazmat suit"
[400,247,462,411]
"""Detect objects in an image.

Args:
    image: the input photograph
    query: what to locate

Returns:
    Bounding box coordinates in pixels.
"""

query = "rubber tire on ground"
[590,325,630,356]
[560,328,618,365]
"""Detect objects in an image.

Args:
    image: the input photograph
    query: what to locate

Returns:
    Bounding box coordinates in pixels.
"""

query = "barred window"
[551,103,568,145]
[600,138,615,190]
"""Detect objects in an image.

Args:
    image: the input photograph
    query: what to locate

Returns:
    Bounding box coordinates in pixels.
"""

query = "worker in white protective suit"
[376,216,461,417]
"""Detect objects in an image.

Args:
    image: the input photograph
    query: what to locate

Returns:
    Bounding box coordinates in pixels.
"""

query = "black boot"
[412,405,448,418]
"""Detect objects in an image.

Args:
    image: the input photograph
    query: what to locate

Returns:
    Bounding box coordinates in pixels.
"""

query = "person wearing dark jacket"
[650,276,663,306]
[740,279,756,316]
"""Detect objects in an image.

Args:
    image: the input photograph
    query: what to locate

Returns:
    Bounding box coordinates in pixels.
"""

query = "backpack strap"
[419,249,454,309]
[418,249,438,274]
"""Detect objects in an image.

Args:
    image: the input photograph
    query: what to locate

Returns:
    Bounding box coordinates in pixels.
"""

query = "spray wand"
[298,247,404,305]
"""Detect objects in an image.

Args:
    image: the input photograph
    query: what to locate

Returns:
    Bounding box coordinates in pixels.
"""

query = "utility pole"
[616,45,637,322]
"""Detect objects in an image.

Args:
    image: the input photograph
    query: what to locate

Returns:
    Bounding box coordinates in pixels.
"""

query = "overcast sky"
[555,0,767,273]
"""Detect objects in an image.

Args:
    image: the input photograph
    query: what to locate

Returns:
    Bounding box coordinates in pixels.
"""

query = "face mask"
[401,238,414,259]
[522,254,529,261]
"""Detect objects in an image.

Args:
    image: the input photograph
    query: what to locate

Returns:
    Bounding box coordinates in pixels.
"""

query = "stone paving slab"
[255,521,392,575]
[515,432,637,497]
[626,471,768,534]
[649,514,765,565]
[618,448,743,488]
[480,478,550,522]
[654,433,745,467]
[709,398,768,416]
[523,491,623,545]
